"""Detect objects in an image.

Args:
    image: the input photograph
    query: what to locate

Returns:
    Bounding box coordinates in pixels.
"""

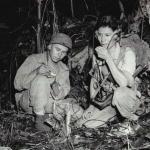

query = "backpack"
[120,34,150,67]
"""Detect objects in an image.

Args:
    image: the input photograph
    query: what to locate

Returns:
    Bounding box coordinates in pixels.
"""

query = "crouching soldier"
[75,16,142,135]
[14,33,83,131]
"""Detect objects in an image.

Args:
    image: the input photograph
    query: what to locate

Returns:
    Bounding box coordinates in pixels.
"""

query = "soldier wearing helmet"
[14,33,82,131]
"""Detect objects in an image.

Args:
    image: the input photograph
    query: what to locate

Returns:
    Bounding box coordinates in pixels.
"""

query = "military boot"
[35,114,51,131]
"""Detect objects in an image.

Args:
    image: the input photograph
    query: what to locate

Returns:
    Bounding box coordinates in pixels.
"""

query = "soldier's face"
[48,44,68,63]
[96,26,116,48]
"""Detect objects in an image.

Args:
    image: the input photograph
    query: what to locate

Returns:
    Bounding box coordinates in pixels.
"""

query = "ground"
[0,68,150,150]
[0,107,150,149]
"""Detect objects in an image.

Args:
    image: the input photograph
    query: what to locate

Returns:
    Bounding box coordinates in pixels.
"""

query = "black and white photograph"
[0,0,150,149]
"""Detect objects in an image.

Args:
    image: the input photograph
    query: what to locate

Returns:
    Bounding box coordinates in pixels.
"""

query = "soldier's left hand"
[95,46,110,60]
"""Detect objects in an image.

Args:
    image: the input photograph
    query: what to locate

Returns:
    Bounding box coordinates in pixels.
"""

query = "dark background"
[0,0,139,29]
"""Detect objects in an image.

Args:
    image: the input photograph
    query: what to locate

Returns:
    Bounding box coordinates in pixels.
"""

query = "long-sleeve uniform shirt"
[14,52,70,104]
[14,52,85,123]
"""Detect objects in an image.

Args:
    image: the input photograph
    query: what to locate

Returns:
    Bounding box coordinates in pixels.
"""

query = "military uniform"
[76,44,141,128]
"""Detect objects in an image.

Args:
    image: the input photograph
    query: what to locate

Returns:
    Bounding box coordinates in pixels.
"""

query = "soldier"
[14,33,83,131]
[76,16,141,135]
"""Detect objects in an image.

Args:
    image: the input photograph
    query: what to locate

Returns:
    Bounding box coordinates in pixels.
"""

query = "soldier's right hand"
[38,64,49,74]
[37,64,56,78]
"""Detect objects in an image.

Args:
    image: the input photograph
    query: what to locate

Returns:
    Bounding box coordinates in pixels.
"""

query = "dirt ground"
[0,69,150,150]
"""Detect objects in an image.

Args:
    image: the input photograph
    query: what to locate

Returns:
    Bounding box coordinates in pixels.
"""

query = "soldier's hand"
[38,64,49,74]
[95,46,110,60]
[38,64,56,78]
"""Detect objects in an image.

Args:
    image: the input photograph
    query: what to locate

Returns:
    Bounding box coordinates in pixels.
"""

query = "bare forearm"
[106,56,128,87]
